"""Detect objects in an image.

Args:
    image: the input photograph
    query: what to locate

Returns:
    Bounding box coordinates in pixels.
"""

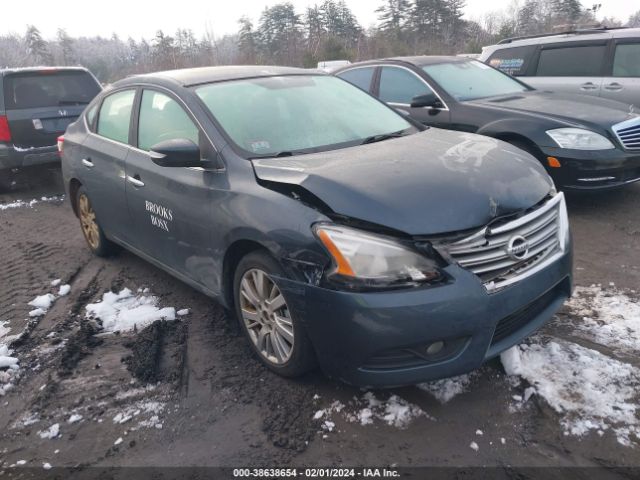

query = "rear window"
[536,45,606,77]
[3,70,101,109]
[487,45,537,76]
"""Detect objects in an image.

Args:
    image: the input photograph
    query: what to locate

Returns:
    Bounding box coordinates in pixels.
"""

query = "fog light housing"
[426,341,444,355]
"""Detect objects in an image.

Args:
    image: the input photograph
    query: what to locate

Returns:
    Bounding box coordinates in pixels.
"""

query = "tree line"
[1,0,639,82]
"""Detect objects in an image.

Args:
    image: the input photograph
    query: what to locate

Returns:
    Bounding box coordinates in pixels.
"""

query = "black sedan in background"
[60,66,571,387]
[335,57,640,190]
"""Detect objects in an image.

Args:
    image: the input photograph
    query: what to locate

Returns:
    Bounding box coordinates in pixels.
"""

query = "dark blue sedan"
[59,66,572,387]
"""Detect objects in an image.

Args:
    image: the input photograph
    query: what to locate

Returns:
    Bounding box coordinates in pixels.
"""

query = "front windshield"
[422,61,529,101]
[195,75,413,157]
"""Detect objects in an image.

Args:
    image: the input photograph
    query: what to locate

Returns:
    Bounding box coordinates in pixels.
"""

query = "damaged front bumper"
[276,248,572,388]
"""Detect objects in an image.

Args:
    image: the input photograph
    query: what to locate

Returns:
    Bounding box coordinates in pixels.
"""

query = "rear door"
[602,39,640,106]
[3,70,101,148]
[375,65,451,127]
[527,41,607,97]
[79,88,136,243]
[124,87,220,289]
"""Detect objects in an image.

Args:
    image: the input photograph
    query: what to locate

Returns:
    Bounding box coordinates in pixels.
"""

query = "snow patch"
[316,393,429,432]
[501,340,640,446]
[86,288,176,333]
[38,423,60,439]
[563,286,640,353]
[417,373,475,404]
[67,414,83,424]
[0,196,61,211]
[28,293,55,311]
[58,284,71,296]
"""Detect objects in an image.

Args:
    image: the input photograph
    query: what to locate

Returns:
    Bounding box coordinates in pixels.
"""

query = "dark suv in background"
[0,67,101,188]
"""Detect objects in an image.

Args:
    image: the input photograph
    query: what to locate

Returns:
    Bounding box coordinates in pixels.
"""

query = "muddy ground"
[0,168,639,475]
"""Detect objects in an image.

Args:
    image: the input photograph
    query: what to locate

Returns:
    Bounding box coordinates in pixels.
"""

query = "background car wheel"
[233,250,316,377]
[75,186,116,257]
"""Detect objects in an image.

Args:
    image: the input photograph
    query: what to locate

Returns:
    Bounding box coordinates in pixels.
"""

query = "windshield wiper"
[249,150,316,160]
[360,130,409,145]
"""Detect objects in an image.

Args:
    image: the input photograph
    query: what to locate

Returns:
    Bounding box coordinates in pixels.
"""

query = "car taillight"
[57,135,64,154]
[0,116,11,143]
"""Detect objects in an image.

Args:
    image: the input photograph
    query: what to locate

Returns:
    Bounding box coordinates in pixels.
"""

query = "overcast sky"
[6,0,638,40]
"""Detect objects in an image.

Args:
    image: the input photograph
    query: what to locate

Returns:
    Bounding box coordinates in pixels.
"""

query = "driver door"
[124,88,218,289]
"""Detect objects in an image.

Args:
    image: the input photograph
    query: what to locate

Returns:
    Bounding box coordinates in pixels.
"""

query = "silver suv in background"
[479,27,640,106]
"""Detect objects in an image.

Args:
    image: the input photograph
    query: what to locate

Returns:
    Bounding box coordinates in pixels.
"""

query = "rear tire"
[233,250,316,377]
[75,186,116,257]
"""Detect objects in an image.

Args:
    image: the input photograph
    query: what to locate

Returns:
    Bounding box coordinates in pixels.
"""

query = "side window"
[97,89,136,143]
[379,67,432,105]
[536,45,606,77]
[613,43,640,77]
[337,67,376,92]
[86,104,98,131]
[487,45,537,76]
[138,90,199,151]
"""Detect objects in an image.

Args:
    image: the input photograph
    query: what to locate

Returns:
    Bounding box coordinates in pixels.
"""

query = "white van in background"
[479,27,640,106]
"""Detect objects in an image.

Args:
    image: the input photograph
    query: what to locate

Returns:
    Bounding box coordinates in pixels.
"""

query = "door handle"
[580,82,598,91]
[81,158,94,168]
[127,175,145,188]
[604,82,623,91]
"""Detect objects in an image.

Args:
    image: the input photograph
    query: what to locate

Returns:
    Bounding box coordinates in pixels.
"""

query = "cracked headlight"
[313,224,442,289]
[546,128,615,150]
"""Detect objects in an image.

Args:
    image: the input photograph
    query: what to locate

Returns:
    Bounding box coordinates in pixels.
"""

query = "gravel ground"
[0,169,639,473]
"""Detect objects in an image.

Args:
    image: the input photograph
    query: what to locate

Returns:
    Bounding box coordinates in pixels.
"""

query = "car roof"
[485,26,640,50]
[0,66,91,77]
[120,65,322,88]
[336,56,470,71]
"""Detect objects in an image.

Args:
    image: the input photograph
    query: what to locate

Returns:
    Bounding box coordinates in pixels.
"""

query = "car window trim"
[336,65,377,93]
[92,87,138,146]
[130,83,224,172]
[533,40,609,77]
[607,38,640,78]
[369,63,449,111]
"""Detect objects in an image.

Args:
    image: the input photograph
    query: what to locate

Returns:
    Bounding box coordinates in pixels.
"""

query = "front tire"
[75,186,116,257]
[233,250,316,377]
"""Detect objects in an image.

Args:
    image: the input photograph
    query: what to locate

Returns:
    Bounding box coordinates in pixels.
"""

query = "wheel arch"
[221,239,270,310]
[68,178,82,217]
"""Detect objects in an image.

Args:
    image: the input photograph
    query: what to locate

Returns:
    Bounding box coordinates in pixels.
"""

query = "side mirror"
[410,92,443,109]
[149,138,203,168]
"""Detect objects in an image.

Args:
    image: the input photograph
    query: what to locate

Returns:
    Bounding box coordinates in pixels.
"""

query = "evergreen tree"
[57,29,75,65]
[25,25,52,65]
[376,0,411,37]
[237,16,257,63]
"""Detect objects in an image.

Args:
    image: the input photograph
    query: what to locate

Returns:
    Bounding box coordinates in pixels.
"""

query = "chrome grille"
[613,117,640,151]
[445,193,568,292]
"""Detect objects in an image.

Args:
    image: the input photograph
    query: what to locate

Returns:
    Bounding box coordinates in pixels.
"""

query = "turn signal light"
[316,229,356,277]
[0,116,11,142]
[547,156,561,168]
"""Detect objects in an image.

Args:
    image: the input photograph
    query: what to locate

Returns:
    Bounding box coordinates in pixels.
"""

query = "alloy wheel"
[78,193,100,250]
[239,268,294,365]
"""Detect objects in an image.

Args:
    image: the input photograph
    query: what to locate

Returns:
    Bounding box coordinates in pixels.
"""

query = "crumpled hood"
[252,129,553,235]
[471,91,636,128]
